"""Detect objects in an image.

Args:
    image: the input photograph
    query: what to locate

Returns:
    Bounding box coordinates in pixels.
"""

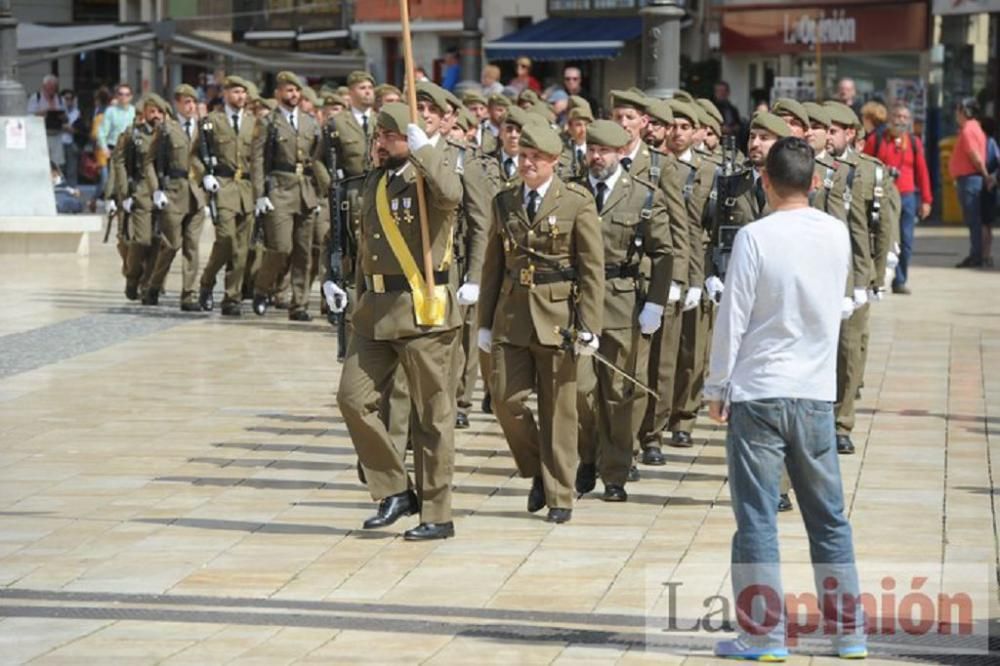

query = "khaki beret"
[462,90,487,107]
[772,98,810,129]
[336,85,350,97]
[610,88,648,111]
[275,71,305,90]
[519,122,563,157]
[443,89,463,113]
[750,111,792,138]
[518,89,540,106]
[455,107,475,131]
[415,81,449,113]
[140,93,171,115]
[586,119,631,149]
[376,102,421,134]
[644,99,674,126]
[223,76,249,91]
[697,98,723,125]
[528,100,555,124]
[824,101,861,129]
[374,83,402,100]
[347,70,375,88]
[322,93,347,108]
[300,86,319,107]
[260,98,278,111]
[695,101,721,134]
[802,101,831,128]
[173,83,198,100]
[245,81,260,101]
[488,93,512,108]
[567,95,594,122]
[503,106,543,129]
[672,90,695,104]
[668,99,701,127]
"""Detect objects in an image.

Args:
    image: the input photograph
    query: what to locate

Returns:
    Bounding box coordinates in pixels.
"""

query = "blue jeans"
[727,398,865,650]
[957,175,983,261]
[894,192,918,286]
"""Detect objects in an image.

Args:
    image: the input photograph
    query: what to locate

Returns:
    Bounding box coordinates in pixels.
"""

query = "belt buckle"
[235,168,243,180]
[519,265,535,288]
[371,274,385,294]
[188,168,196,180]
[295,163,304,176]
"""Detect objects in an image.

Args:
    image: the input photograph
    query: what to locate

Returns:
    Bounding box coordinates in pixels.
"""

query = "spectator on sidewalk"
[706,137,866,661]
[837,77,862,117]
[481,64,504,97]
[560,66,596,117]
[27,74,67,169]
[96,83,136,196]
[60,89,83,186]
[712,81,742,137]
[982,118,999,268]
[507,56,541,94]
[441,49,461,92]
[950,97,995,268]
[864,102,933,293]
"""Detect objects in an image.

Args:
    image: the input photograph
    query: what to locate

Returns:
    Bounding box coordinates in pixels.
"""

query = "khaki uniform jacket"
[251,108,329,212]
[558,140,588,182]
[441,138,501,285]
[856,151,897,288]
[656,155,693,285]
[352,145,464,340]
[811,153,849,223]
[109,123,158,207]
[153,117,207,213]
[577,172,674,330]
[836,149,877,290]
[328,108,373,178]
[479,176,604,347]
[478,125,498,155]
[677,150,720,289]
[197,109,255,214]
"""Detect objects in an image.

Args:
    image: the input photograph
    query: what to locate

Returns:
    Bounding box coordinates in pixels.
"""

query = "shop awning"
[484,17,643,62]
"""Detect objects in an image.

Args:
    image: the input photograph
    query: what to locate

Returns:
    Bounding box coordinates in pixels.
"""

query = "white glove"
[254,196,275,216]
[574,331,599,356]
[867,287,884,303]
[683,287,702,312]
[407,123,431,152]
[202,175,220,193]
[204,206,212,218]
[841,297,855,320]
[853,288,868,309]
[457,282,480,306]
[477,327,492,353]
[122,197,134,213]
[892,241,900,255]
[667,281,683,304]
[705,276,725,302]
[322,280,348,313]
[638,302,664,335]
[886,251,899,271]
[153,190,169,210]
[106,199,118,216]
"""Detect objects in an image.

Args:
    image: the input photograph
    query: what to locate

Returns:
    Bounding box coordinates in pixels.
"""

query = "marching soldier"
[609,89,662,181]
[250,71,329,321]
[481,94,510,156]
[374,83,402,110]
[558,96,593,181]
[696,99,724,155]
[336,103,463,541]
[574,120,674,501]
[196,76,256,316]
[144,84,207,309]
[478,122,604,524]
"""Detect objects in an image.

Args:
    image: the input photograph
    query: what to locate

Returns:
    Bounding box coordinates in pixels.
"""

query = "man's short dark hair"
[764,137,815,197]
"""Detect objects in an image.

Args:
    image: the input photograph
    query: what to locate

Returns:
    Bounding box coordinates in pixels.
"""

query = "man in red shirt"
[864,102,932,293]
[948,97,996,267]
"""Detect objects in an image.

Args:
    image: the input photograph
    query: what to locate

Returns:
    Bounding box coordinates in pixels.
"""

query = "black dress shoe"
[199,287,214,311]
[527,476,546,513]
[404,522,455,541]
[836,434,855,455]
[891,283,911,295]
[627,465,640,482]
[670,431,693,448]
[546,508,572,523]
[956,256,983,268]
[363,490,418,529]
[141,288,160,306]
[575,463,597,495]
[220,301,242,317]
[125,283,139,301]
[602,484,628,502]
[481,392,492,414]
[455,413,470,429]
[180,301,202,312]
[778,493,794,512]
[356,460,366,484]
[252,295,267,316]
[289,310,312,322]
[641,445,667,466]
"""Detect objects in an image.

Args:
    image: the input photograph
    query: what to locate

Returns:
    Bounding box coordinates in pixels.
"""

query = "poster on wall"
[932,0,1000,16]
[771,76,815,103]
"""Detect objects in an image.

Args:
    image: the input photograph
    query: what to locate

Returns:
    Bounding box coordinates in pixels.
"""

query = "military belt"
[365,271,450,294]
[165,168,189,179]
[271,163,314,177]
[605,264,640,280]
[214,165,245,179]
[507,267,576,287]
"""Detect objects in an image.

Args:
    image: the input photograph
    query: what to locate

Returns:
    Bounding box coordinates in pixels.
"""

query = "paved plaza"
[0,227,997,664]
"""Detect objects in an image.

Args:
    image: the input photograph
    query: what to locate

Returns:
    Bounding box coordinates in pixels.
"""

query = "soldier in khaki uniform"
[144,84,207,309]
[573,121,674,501]
[609,89,664,182]
[478,123,604,523]
[251,71,329,321]
[558,96,593,181]
[336,103,463,541]
[196,76,256,316]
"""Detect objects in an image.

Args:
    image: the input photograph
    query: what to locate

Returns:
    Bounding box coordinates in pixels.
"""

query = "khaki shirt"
[251,108,329,212]
[197,109,255,214]
[441,138,501,285]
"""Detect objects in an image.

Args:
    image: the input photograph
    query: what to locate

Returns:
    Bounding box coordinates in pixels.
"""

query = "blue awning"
[484,16,643,62]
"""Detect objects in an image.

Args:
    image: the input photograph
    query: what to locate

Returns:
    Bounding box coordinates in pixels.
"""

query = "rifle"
[709,135,753,284]
[198,115,220,226]
[253,121,278,246]
[323,121,348,361]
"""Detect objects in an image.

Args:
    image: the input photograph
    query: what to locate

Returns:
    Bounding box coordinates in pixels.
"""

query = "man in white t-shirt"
[705,137,866,661]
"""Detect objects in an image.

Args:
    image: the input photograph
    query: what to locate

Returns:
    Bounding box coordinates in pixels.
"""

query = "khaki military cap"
[502,106,534,129]
[374,83,402,99]
[488,93,512,108]
[245,81,261,101]
[528,100,555,124]
[672,90,695,104]
[519,122,563,156]
[644,98,674,126]
[610,88,648,111]
[824,100,861,128]
[141,93,171,114]
[347,70,375,87]
[750,111,792,138]
[276,71,304,90]
[415,81,450,113]
[462,90,487,107]
[377,102,421,134]
[697,98,723,125]
[695,100,721,134]
[668,99,701,127]
[173,83,198,101]
[455,107,475,131]
[443,89,463,113]
[323,92,347,108]
[518,89,540,106]
[772,98,810,129]
[261,98,278,111]
[300,86,320,107]
[567,95,594,122]
[223,76,249,91]
[586,119,630,149]
[803,101,832,128]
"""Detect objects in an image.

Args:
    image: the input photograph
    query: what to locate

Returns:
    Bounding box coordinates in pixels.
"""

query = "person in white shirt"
[705,137,866,661]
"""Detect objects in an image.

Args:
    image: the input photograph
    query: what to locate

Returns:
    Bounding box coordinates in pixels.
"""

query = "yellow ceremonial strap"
[375,173,446,326]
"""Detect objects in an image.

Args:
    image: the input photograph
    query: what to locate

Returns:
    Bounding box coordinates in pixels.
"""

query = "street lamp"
[640,0,686,99]
[0,0,27,115]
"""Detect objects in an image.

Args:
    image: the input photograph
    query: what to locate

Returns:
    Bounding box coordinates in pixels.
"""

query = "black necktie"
[504,158,515,178]
[288,113,296,132]
[754,177,766,212]
[595,181,608,213]
[621,157,633,172]
[184,119,192,139]
[576,148,584,165]
[231,113,239,134]
[362,113,369,136]
[526,189,540,220]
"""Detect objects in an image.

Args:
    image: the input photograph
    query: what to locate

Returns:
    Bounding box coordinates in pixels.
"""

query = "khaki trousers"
[454,305,480,416]
[670,299,716,433]
[639,301,684,445]
[254,208,314,314]
[835,304,870,435]
[201,208,252,304]
[124,206,157,291]
[149,208,205,302]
